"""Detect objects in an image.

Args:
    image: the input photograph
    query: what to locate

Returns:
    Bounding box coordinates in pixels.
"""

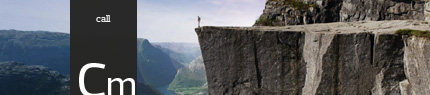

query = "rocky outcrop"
[255,0,426,26]
[402,36,430,95]
[425,1,430,21]
[197,20,430,95]
[0,61,70,95]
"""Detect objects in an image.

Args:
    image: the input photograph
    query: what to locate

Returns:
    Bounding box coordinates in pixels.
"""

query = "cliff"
[255,0,427,26]
[196,20,430,95]
[402,36,430,95]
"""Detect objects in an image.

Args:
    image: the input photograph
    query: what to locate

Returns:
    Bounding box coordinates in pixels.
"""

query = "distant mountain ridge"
[152,42,201,66]
[152,42,200,53]
[0,30,70,75]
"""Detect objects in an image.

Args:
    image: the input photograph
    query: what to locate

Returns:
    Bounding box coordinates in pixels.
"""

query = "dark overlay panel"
[71,0,137,95]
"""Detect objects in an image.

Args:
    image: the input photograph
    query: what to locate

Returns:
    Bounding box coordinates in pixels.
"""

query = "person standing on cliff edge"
[198,16,201,28]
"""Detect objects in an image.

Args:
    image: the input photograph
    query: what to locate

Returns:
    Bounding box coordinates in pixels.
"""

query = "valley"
[137,38,207,95]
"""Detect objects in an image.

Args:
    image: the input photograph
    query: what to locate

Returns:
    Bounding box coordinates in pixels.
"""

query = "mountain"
[152,43,200,54]
[168,56,208,95]
[0,61,69,95]
[255,0,425,26]
[152,43,201,66]
[137,38,183,94]
[188,56,205,73]
[0,30,70,75]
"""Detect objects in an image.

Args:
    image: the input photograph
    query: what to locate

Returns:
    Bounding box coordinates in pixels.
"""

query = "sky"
[138,0,266,43]
[0,0,70,33]
[0,0,266,43]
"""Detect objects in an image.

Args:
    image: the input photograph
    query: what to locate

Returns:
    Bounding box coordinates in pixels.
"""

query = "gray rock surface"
[372,34,406,95]
[196,20,430,95]
[399,80,412,95]
[425,1,430,21]
[403,36,430,95]
[255,0,426,26]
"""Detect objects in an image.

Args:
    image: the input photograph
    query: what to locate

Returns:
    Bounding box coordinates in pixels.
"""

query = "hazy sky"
[138,0,266,43]
[0,0,266,43]
[0,0,70,33]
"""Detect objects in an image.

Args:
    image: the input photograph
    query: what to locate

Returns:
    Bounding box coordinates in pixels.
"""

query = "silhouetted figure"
[198,16,201,27]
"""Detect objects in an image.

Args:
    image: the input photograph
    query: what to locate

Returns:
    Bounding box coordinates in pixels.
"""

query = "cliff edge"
[196,20,430,95]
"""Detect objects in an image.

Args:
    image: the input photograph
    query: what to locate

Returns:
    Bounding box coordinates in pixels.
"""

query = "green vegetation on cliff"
[395,29,430,39]
[255,17,275,26]
[268,0,317,10]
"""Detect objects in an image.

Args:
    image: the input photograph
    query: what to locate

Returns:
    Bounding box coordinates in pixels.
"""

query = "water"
[156,85,176,95]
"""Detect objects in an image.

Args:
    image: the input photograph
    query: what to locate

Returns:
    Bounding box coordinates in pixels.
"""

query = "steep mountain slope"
[0,30,70,74]
[137,38,183,94]
[168,56,208,95]
[188,56,205,73]
[152,43,201,65]
[0,61,69,95]
[255,0,425,26]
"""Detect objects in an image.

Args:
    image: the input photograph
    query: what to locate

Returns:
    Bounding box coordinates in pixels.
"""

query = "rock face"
[403,36,430,95]
[196,20,430,95]
[255,0,426,26]
[0,61,70,95]
[425,1,430,21]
